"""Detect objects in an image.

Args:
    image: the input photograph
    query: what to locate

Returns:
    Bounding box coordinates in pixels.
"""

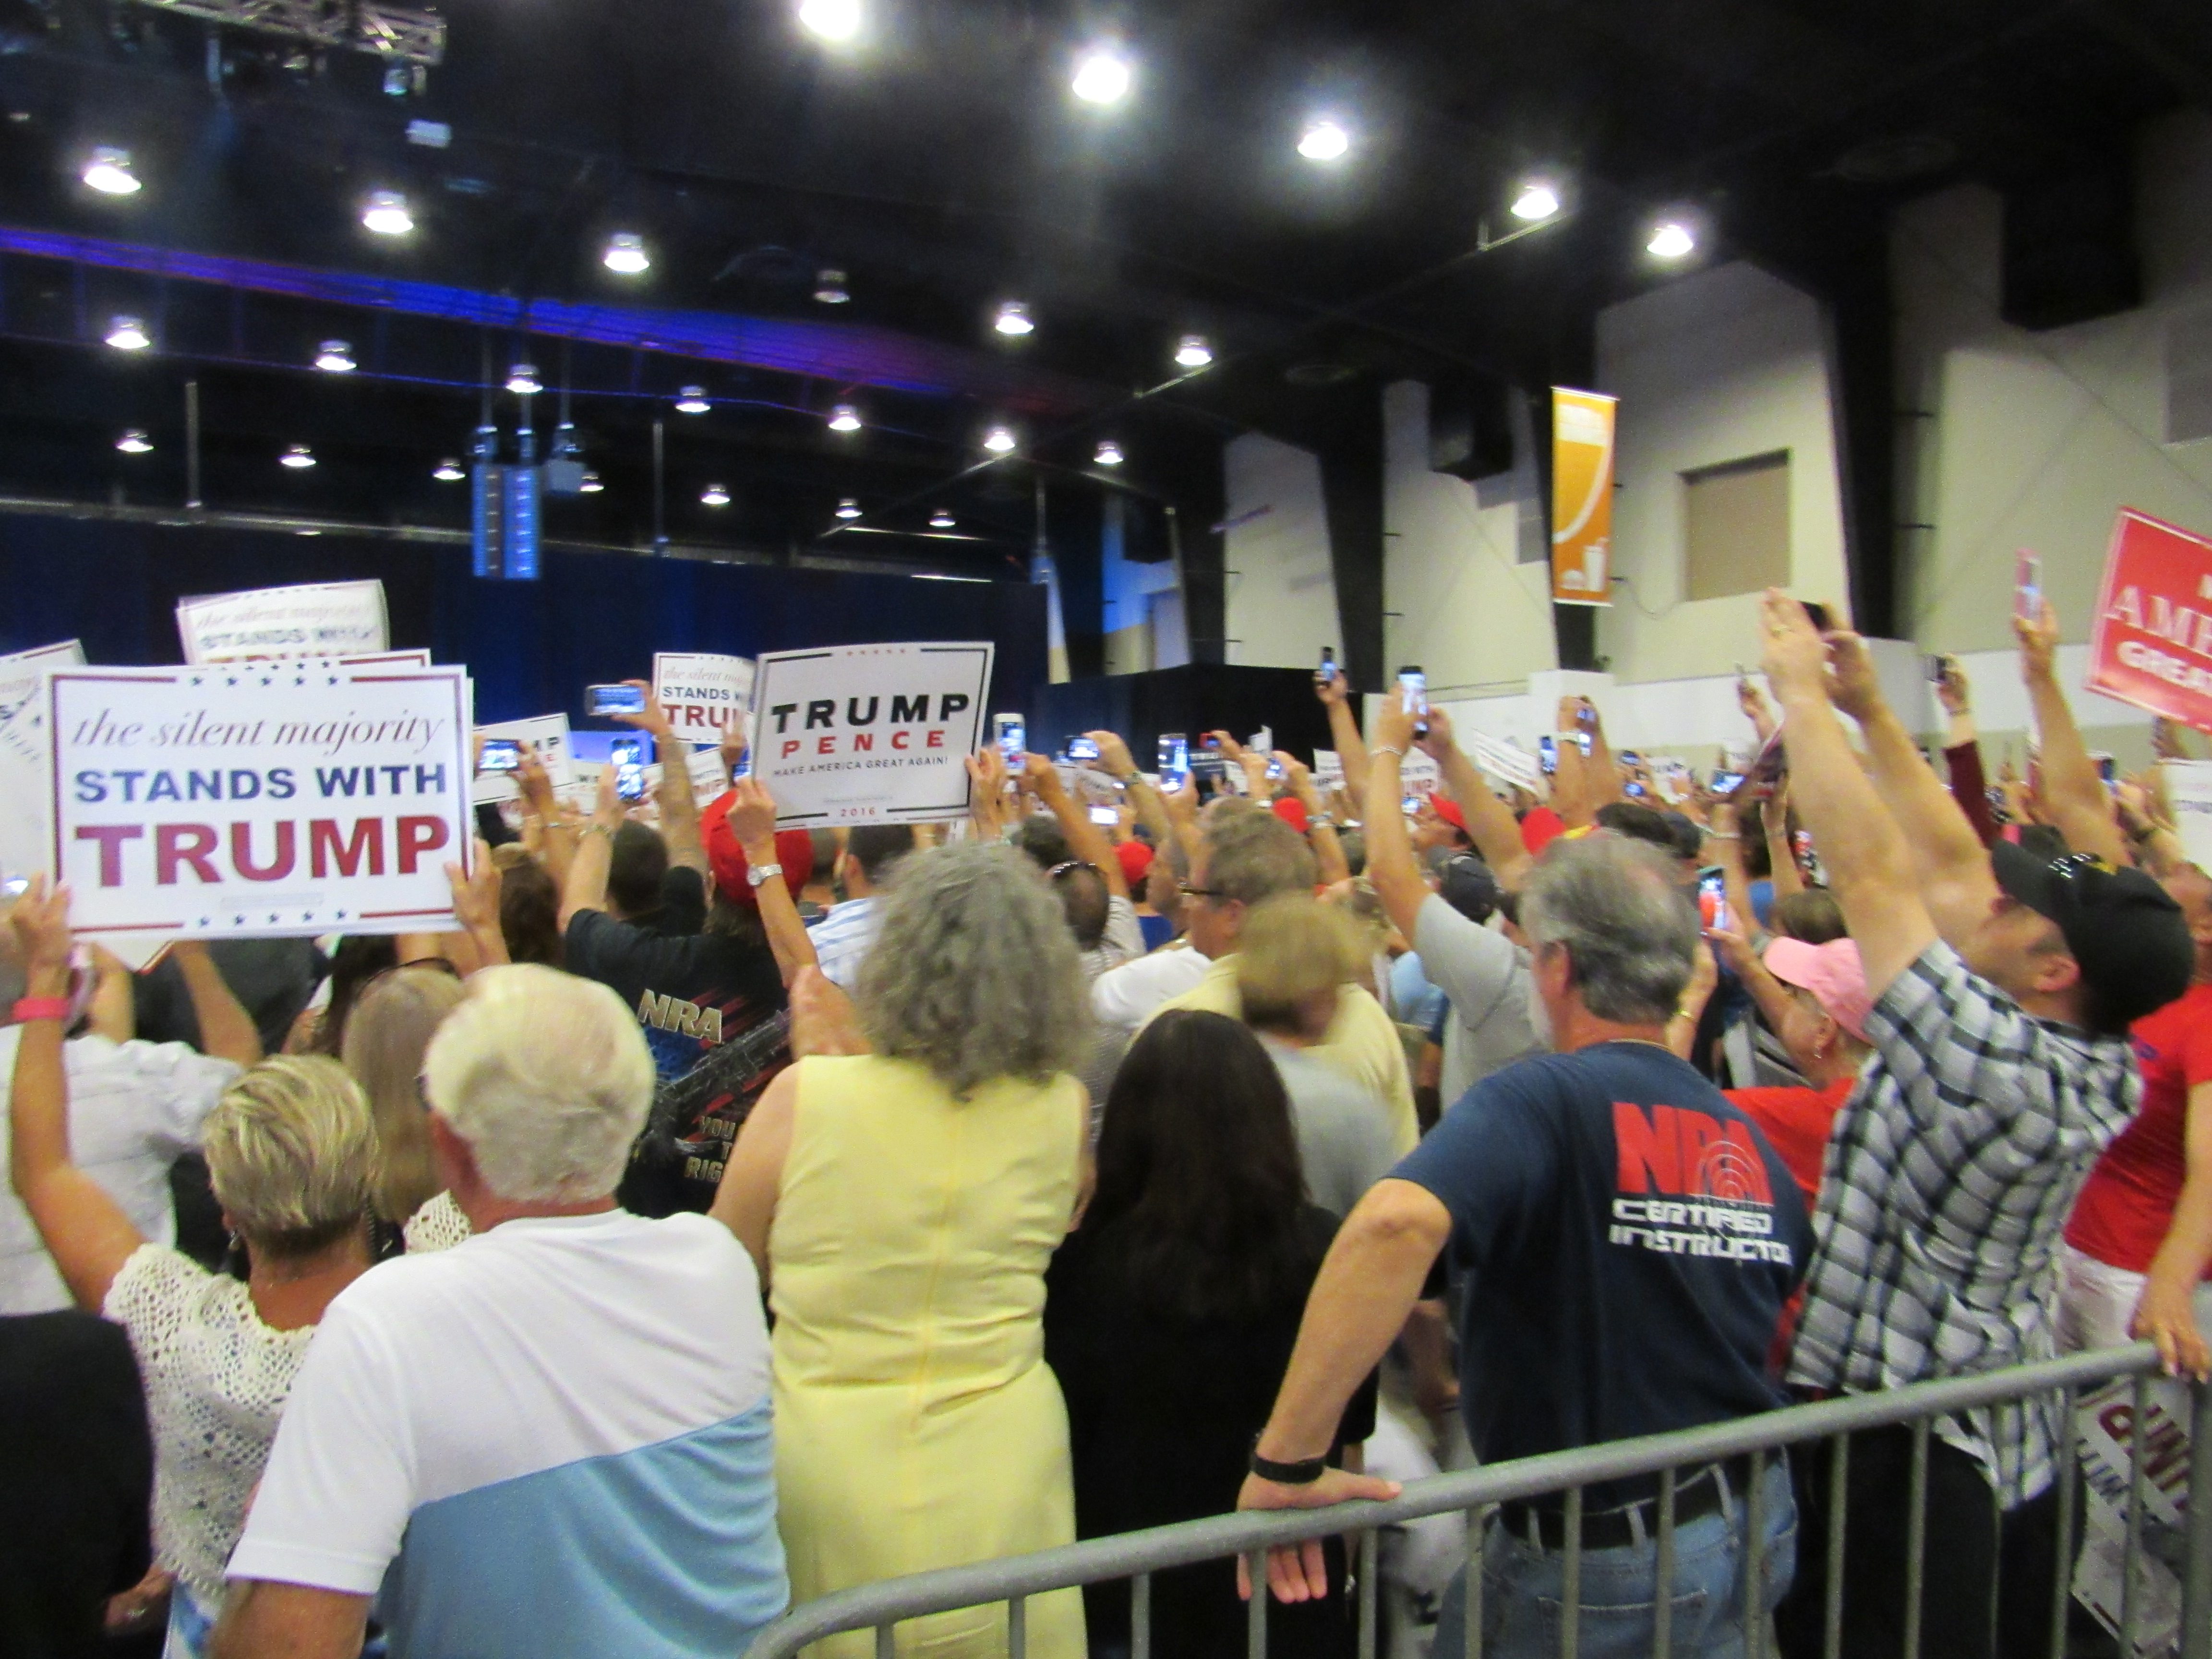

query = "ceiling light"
[836,497,862,519]
[1511,180,1561,222]
[797,0,860,43]
[983,424,1017,454]
[505,363,541,396]
[82,146,140,195]
[433,458,465,481]
[602,232,649,275]
[361,189,413,236]
[314,339,356,373]
[1174,334,1213,369]
[827,403,862,433]
[993,301,1034,337]
[1071,48,1131,106]
[930,509,956,529]
[104,315,149,351]
[700,482,730,506]
[116,429,152,454]
[1094,440,1124,467]
[280,444,316,469]
[1298,120,1350,162]
[813,267,850,304]
[579,470,604,493]
[674,385,710,413]
[1647,219,1696,259]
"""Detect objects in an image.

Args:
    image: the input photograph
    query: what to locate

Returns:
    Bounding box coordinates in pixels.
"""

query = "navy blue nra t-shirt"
[1394,1041,1810,1501]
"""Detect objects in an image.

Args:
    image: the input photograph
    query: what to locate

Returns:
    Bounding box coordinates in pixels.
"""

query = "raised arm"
[8,881,148,1311]
[1362,701,1431,941]
[1026,755,1128,898]
[1316,673,1372,808]
[173,938,264,1069]
[617,680,709,877]
[2016,600,2128,867]
[1819,626,1998,947]
[1575,697,1624,812]
[1416,708,1533,890]
[727,778,819,988]
[1085,730,1172,852]
[1277,753,1350,887]
[1762,593,1943,995]
[558,770,624,929]
[444,847,510,970]
[1762,784,1804,901]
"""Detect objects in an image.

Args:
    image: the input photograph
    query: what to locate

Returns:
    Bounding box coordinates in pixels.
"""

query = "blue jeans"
[1433,1457,1796,1658]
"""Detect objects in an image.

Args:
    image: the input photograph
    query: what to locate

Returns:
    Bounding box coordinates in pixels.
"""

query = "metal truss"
[124,0,445,65]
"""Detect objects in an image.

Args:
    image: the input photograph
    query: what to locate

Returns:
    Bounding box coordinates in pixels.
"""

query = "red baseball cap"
[1429,794,1468,832]
[1116,839,1155,889]
[701,794,815,909]
[1272,796,1310,835]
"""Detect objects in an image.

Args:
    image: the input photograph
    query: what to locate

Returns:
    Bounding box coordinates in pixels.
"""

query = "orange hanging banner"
[1550,387,1618,607]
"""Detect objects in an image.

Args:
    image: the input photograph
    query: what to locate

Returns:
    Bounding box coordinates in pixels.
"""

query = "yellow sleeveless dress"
[770,1053,1088,1659]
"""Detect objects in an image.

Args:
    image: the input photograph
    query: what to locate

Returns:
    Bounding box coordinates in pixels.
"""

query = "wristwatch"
[746,862,782,889]
[1250,1441,1329,1485]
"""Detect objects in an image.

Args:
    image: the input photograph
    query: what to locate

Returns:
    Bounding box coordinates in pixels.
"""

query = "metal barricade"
[743,1343,2212,1659]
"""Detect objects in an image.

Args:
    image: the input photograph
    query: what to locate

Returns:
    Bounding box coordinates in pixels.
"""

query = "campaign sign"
[654,651,756,744]
[471,712,575,806]
[2086,509,2212,731]
[48,661,471,940]
[751,642,994,826]
[177,579,389,665]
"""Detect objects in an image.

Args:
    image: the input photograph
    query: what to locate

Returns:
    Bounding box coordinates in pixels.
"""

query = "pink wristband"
[12,997,72,1024]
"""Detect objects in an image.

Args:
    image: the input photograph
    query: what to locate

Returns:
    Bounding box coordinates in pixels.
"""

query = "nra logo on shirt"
[1609,1102,1792,1267]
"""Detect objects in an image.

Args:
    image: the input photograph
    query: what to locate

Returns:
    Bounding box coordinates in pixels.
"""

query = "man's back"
[1260,1038,1400,1219]
[228,1209,786,1659]
[1393,1042,1810,1502]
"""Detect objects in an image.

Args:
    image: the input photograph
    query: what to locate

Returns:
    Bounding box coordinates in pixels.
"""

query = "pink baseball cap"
[1761,936,1871,1043]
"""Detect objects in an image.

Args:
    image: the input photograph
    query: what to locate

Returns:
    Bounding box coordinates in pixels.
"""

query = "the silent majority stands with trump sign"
[2088,508,2212,732]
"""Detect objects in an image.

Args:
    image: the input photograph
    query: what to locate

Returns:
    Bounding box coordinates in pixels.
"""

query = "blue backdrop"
[0,513,1050,729]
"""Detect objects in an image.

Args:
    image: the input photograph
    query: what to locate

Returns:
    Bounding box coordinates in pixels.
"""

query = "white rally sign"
[654,651,756,745]
[2166,760,2212,872]
[48,661,471,941]
[751,641,994,826]
[177,579,389,664]
[470,712,577,806]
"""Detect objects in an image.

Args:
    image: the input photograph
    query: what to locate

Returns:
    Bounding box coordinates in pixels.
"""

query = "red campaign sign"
[2086,508,2212,732]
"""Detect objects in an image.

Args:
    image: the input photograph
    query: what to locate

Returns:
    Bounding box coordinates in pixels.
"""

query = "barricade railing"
[743,1342,2212,1659]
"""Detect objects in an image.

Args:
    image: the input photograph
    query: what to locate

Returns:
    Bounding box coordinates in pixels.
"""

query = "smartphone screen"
[2015,550,2042,621]
[0,874,27,900]
[1157,733,1188,781]
[992,714,1026,775]
[610,737,648,802]
[1265,757,1285,781]
[478,739,522,773]
[1539,735,1558,776]
[1623,780,1647,799]
[1698,871,1730,933]
[1087,804,1118,827]
[1067,736,1100,762]
[1926,654,1948,683]
[1317,647,1337,684]
[1397,667,1427,713]
[1710,769,1746,796]
[2095,753,2118,791]
[732,751,753,780]
[1619,750,1641,766]
[586,683,646,717]
[1800,601,1833,633]
[1402,795,1421,817]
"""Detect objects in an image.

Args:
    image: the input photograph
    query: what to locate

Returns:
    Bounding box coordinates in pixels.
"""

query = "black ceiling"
[0,0,2198,569]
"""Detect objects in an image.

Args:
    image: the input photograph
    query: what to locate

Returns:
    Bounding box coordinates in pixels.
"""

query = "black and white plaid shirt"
[1787,941,2140,1508]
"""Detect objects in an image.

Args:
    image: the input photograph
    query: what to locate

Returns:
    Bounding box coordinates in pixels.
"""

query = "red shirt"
[2066,980,2212,1274]
[1723,1077,1856,1206]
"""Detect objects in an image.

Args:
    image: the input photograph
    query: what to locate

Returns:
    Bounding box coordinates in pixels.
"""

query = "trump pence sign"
[749,642,993,826]
[48,661,472,940]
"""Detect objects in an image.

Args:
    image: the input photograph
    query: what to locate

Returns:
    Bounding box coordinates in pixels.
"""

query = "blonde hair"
[423,965,654,1203]
[201,1056,378,1259]
[342,965,467,1225]
[1236,896,1365,1034]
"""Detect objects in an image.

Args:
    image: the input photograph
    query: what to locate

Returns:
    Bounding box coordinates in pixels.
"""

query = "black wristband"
[1250,1441,1329,1486]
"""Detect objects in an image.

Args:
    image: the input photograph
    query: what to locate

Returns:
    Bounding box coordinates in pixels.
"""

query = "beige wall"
[1222,433,1341,670]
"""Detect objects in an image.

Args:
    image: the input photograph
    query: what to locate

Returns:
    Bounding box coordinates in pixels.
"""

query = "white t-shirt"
[1090,941,1212,1034]
[228,1210,787,1659]
[0,1027,239,1314]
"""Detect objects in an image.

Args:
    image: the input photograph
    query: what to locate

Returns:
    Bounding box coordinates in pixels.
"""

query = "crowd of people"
[3,588,2208,1659]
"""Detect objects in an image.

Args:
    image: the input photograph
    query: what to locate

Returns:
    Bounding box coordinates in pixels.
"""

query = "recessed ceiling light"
[993,301,1034,337]
[827,403,862,433]
[280,444,316,469]
[579,470,604,493]
[797,0,861,42]
[1094,440,1124,467]
[1071,48,1132,105]
[104,315,150,351]
[506,363,541,396]
[361,189,413,236]
[82,146,140,195]
[116,428,152,454]
[813,267,850,304]
[701,482,731,506]
[602,232,649,275]
[930,508,956,529]
[1647,219,1696,259]
[433,458,465,481]
[674,385,710,414]
[982,424,1017,453]
[1298,120,1350,162]
[836,497,862,519]
[1511,181,1561,222]
[1174,334,1213,369]
[314,339,356,373]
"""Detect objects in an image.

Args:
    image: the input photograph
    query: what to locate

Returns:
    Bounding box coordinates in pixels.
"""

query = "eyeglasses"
[1178,882,1228,901]
[1046,860,1099,880]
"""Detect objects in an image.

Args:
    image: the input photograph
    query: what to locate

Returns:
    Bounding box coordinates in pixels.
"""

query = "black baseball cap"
[1990,843,2193,1027]
[1437,854,1500,926]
